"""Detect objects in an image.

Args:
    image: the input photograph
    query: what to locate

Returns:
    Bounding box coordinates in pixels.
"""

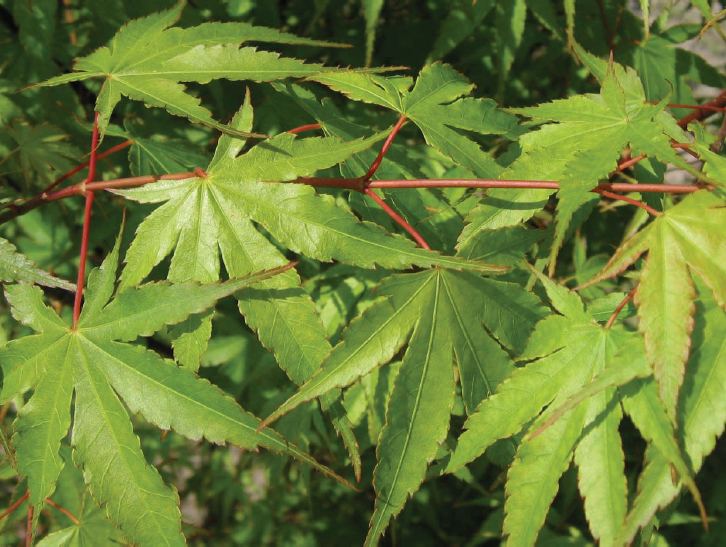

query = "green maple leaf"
[0,236,74,291]
[619,23,726,104]
[579,190,726,424]
[461,56,703,274]
[117,93,501,368]
[309,62,523,178]
[614,279,726,543]
[259,268,547,545]
[33,1,348,139]
[445,268,704,546]
[0,230,351,546]
[0,121,80,188]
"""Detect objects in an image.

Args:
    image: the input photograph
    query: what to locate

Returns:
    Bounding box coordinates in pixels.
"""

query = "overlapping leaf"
[0,232,351,546]
[614,279,726,543]
[459,56,701,272]
[579,190,726,423]
[34,1,347,138]
[446,270,703,546]
[0,236,74,290]
[259,268,547,545]
[310,62,523,178]
[117,93,501,370]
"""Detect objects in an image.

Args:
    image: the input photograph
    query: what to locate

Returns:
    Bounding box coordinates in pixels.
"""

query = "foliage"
[0,1,725,546]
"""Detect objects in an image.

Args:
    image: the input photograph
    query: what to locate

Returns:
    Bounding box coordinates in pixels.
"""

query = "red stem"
[43,140,132,195]
[594,188,661,216]
[363,115,407,182]
[605,286,638,329]
[287,123,322,134]
[666,103,725,111]
[0,491,29,522]
[617,153,647,171]
[72,112,101,328]
[365,188,431,249]
[678,90,726,128]
[44,498,81,526]
[25,504,33,547]
[0,172,196,224]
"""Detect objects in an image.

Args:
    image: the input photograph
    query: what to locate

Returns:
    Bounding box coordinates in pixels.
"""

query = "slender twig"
[617,153,647,171]
[287,123,322,134]
[665,103,725,112]
[593,188,662,216]
[25,504,33,547]
[678,89,726,128]
[44,498,81,526]
[605,286,638,329]
[365,189,431,249]
[42,140,132,195]
[363,115,407,182]
[0,172,196,225]
[72,112,101,329]
[0,491,29,522]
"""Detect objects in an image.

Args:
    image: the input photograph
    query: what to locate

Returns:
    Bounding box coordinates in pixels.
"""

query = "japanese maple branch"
[287,123,322,134]
[359,115,433,249]
[593,188,661,216]
[72,112,101,328]
[42,139,132,195]
[25,505,33,547]
[605,286,638,329]
[44,498,81,525]
[0,491,28,522]
[678,89,726,128]
[0,171,195,225]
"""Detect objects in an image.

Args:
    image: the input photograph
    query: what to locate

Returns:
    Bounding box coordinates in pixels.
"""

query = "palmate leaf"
[445,270,704,546]
[580,191,726,422]
[259,268,547,545]
[0,233,351,546]
[310,62,523,178]
[615,280,726,543]
[455,52,701,266]
[33,1,348,139]
[117,94,501,370]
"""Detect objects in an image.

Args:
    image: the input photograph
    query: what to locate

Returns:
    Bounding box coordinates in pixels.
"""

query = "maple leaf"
[0,121,80,188]
[117,92,501,368]
[460,55,704,274]
[0,230,352,546]
[445,268,705,546]
[33,1,349,139]
[259,267,547,545]
[578,190,726,423]
[613,279,726,543]
[0,236,74,291]
[309,62,524,178]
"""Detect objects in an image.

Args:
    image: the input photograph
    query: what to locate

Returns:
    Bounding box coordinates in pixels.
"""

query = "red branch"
[72,112,101,328]
[678,89,726,128]
[25,504,33,547]
[0,172,196,224]
[365,189,431,249]
[0,491,29,522]
[287,123,322,134]
[44,498,81,526]
[43,140,133,195]
[593,188,661,216]
[606,286,638,329]
[363,115,407,182]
